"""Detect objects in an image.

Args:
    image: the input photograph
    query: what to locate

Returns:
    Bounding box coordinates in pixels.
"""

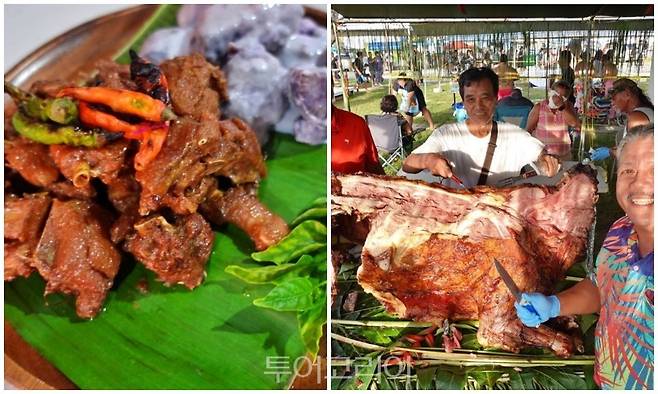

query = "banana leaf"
[5,134,326,389]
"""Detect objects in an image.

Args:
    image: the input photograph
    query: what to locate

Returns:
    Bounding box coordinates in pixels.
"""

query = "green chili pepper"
[11,111,112,148]
[5,81,78,125]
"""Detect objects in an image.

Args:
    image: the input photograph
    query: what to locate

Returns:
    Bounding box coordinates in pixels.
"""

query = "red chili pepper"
[134,124,168,171]
[79,102,139,135]
[129,49,170,104]
[57,87,175,122]
[79,101,164,140]
[404,334,425,344]
[401,351,415,366]
[383,356,402,366]
[424,334,435,347]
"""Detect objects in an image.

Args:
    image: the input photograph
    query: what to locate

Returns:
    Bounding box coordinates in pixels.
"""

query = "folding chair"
[365,114,405,172]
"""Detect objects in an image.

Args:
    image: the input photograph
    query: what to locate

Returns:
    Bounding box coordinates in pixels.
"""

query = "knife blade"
[494,258,541,327]
[493,258,521,302]
[450,174,466,187]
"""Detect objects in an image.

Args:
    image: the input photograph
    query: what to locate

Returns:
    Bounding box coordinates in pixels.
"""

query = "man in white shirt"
[403,67,559,188]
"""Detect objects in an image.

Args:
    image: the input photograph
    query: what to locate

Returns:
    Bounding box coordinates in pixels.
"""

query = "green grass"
[335,80,624,267]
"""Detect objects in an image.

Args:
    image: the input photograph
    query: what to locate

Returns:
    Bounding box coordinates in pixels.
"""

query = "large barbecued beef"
[5,138,60,187]
[4,194,52,281]
[331,164,598,358]
[136,116,266,215]
[123,213,214,289]
[160,53,228,120]
[32,199,121,319]
[201,183,288,251]
[49,140,131,187]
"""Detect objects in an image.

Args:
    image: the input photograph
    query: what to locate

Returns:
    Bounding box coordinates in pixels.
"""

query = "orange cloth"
[331,106,382,174]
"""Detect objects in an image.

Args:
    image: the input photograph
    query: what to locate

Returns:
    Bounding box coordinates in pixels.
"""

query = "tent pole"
[332,21,351,112]
[579,17,594,162]
[545,24,549,100]
[407,26,415,73]
[385,23,394,94]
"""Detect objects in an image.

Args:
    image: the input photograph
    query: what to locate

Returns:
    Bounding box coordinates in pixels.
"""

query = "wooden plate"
[5,5,327,389]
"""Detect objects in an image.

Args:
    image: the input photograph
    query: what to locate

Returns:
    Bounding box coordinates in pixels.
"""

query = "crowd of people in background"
[332,43,653,176]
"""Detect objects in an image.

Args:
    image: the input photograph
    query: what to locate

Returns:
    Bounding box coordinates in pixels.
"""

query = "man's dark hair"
[380,95,399,113]
[559,50,571,63]
[499,54,508,63]
[458,67,499,99]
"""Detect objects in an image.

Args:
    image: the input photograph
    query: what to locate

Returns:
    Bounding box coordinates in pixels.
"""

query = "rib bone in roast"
[331,164,598,357]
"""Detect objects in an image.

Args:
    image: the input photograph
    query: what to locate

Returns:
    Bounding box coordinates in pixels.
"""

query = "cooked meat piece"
[5,138,60,187]
[110,209,139,244]
[136,116,220,215]
[107,173,141,244]
[210,118,267,183]
[33,199,121,319]
[48,140,131,187]
[45,180,96,201]
[160,53,228,120]
[330,247,352,304]
[107,172,140,213]
[161,176,217,216]
[201,183,288,251]
[136,117,265,215]
[124,213,214,289]
[4,193,52,281]
[86,59,138,90]
[29,79,73,98]
[331,164,598,358]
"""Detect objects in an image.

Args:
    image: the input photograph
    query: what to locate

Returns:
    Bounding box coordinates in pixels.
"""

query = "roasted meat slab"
[332,164,598,357]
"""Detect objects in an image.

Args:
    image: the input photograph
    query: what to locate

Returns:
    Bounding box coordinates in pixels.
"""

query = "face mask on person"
[547,89,567,109]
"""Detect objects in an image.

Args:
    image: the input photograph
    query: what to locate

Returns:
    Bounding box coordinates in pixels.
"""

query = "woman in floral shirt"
[515,124,653,389]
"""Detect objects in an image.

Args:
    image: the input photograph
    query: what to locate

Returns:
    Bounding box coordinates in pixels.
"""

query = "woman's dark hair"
[380,95,399,113]
[638,91,654,109]
[499,54,508,63]
[458,67,499,99]
[551,80,572,96]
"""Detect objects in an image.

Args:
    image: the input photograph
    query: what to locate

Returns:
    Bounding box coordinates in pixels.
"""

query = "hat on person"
[393,71,417,80]
[609,78,640,96]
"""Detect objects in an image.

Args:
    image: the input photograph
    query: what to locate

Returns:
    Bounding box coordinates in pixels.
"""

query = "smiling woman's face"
[616,136,654,233]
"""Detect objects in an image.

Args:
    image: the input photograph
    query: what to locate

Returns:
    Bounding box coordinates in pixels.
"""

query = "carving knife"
[493,258,541,326]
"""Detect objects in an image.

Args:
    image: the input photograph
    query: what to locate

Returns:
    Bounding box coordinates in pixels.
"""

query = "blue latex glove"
[590,147,611,161]
[514,293,560,327]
